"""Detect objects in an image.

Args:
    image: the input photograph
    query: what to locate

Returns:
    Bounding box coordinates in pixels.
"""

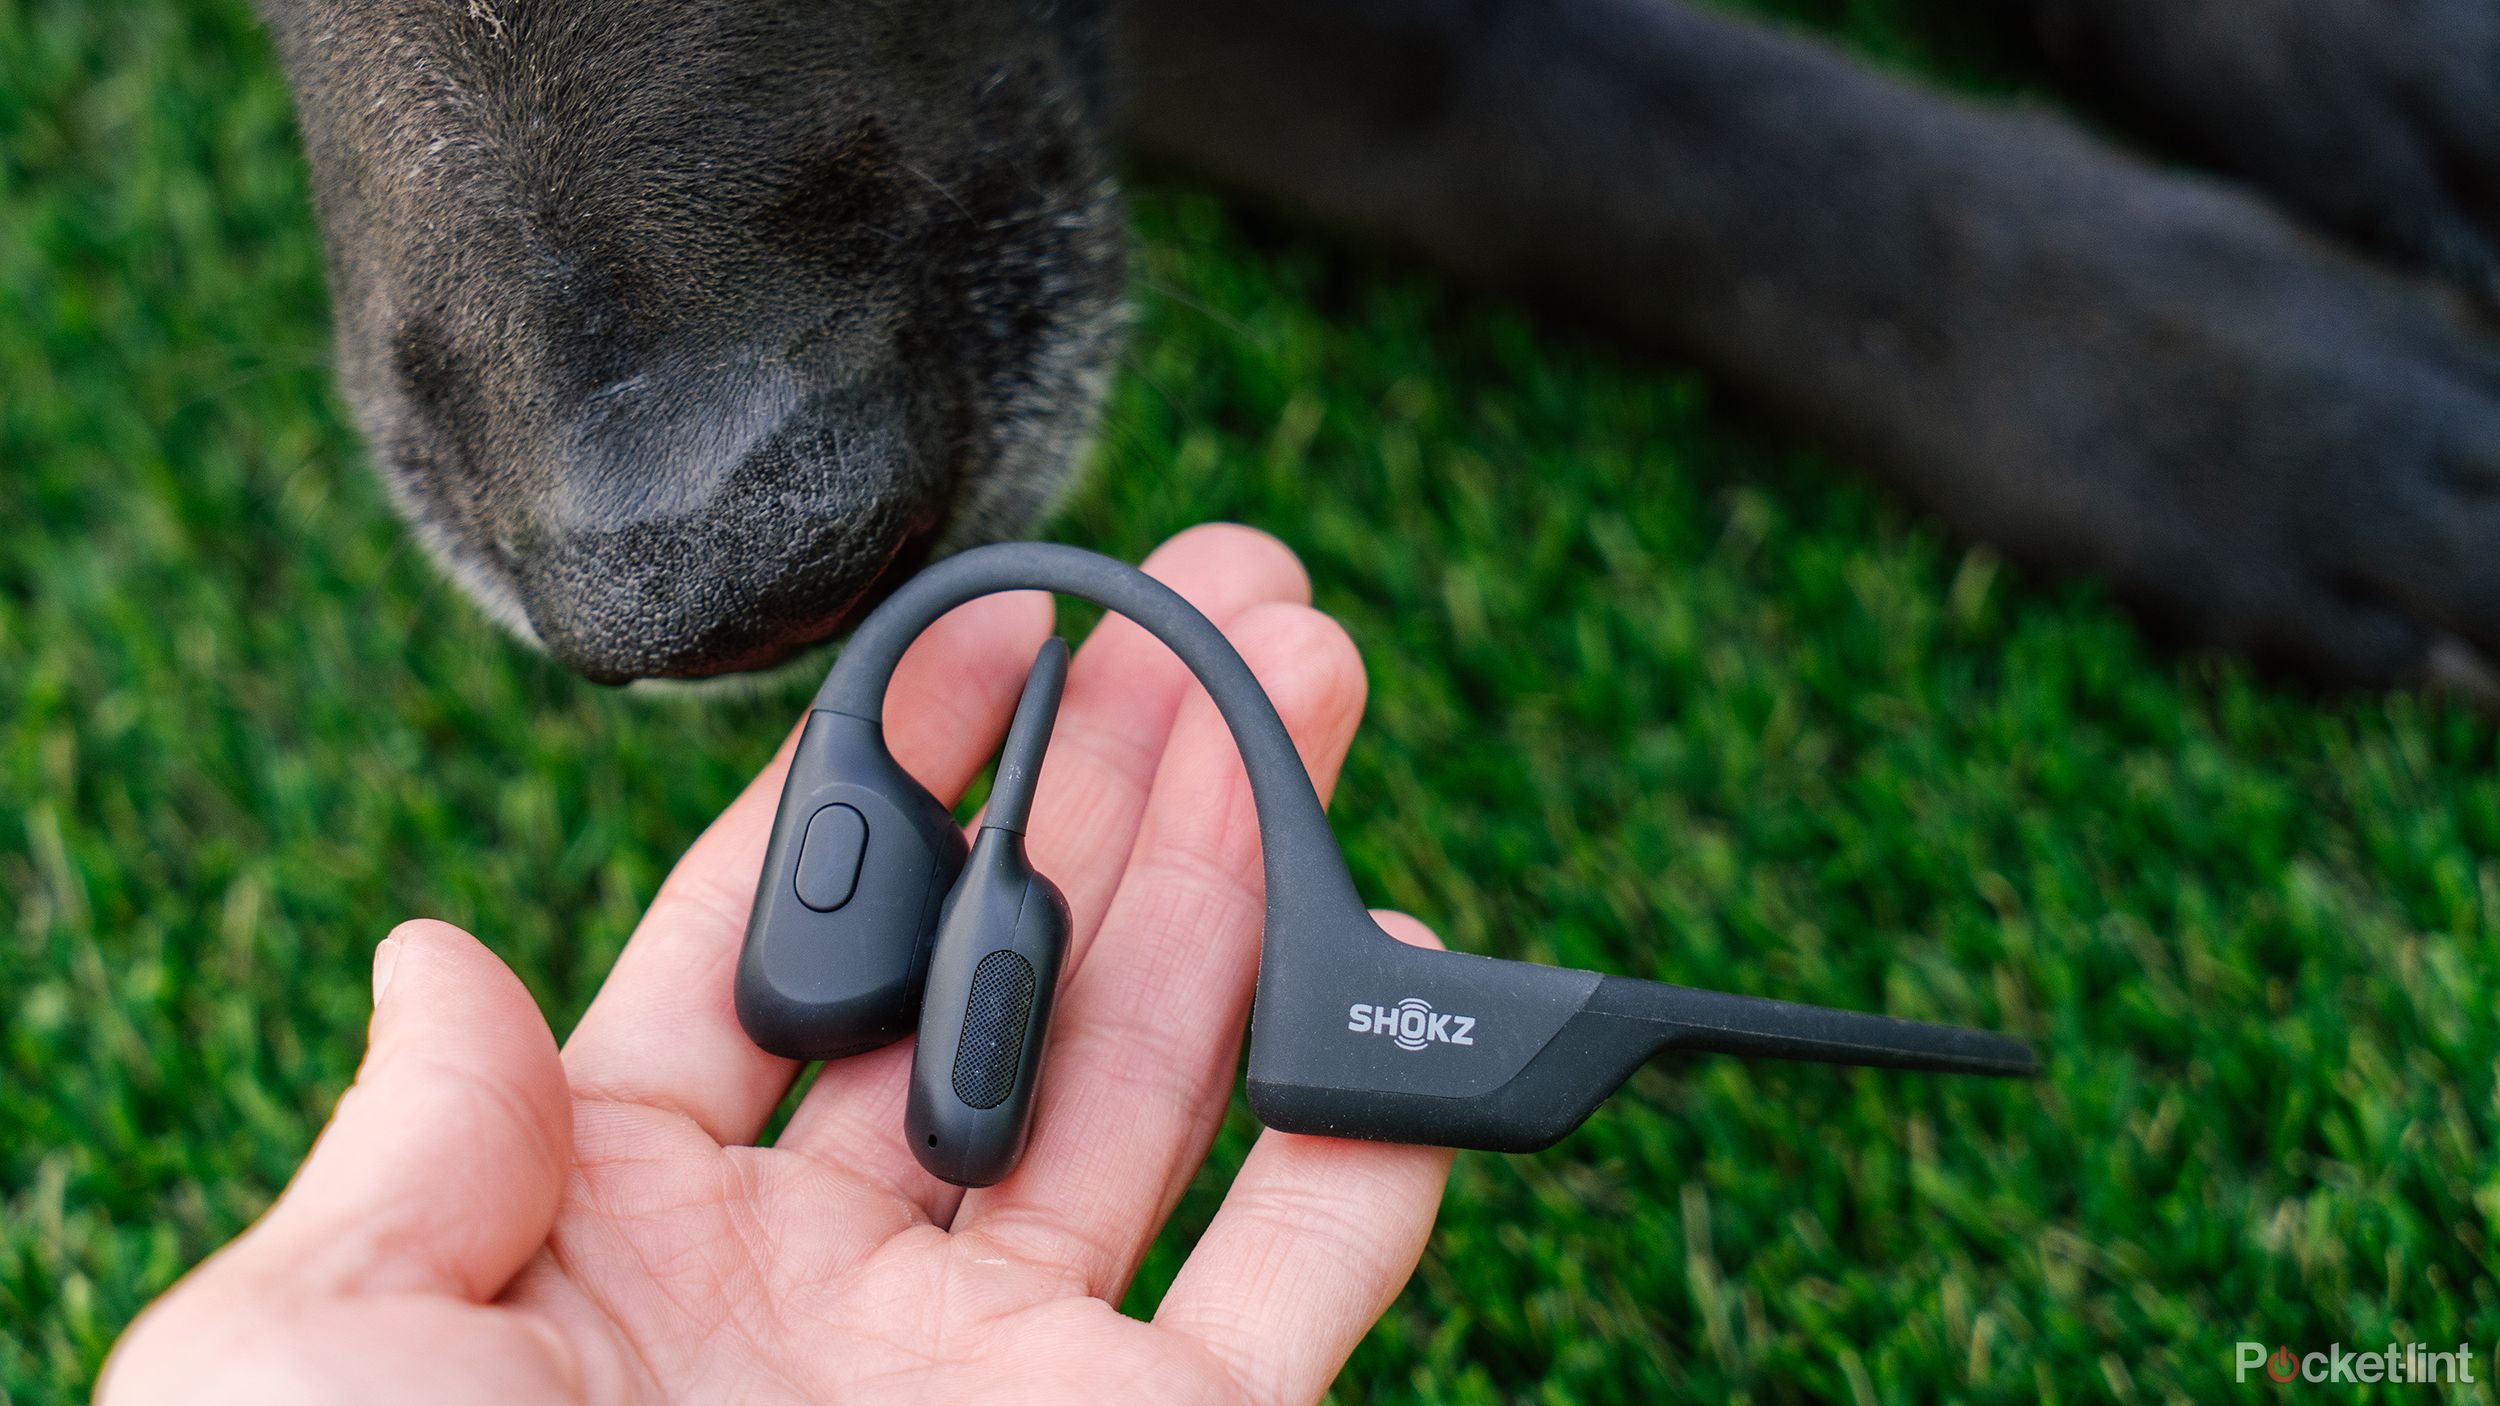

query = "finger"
[561,589,1053,1147]
[774,527,1309,1182]
[953,604,1367,1295]
[231,921,572,1301]
[1154,919,1453,1406]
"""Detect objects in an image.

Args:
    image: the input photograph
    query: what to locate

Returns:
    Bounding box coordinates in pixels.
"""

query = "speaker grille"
[951,950,1037,1110]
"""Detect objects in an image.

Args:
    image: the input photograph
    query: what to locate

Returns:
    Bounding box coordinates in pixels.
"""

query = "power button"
[793,803,868,912]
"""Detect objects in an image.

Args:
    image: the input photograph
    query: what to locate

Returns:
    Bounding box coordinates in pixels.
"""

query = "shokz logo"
[1348,998,1476,1051]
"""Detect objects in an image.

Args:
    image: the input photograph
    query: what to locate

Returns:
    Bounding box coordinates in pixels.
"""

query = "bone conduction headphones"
[736,543,2036,1187]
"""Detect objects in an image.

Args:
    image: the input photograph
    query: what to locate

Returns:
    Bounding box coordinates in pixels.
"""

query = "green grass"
[6,2,2499,1401]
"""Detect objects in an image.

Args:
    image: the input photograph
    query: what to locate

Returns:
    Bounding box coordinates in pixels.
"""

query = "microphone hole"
[927,1134,938,1147]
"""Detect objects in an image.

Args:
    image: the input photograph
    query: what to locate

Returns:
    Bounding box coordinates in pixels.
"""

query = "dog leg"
[2019,0,2500,307]
[1114,0,2500,688]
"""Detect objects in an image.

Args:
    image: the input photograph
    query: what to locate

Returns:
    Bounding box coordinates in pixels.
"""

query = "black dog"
[257,0,2500,687]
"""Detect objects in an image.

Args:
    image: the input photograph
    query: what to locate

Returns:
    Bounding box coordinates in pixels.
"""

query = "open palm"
[103,527,1452,1405]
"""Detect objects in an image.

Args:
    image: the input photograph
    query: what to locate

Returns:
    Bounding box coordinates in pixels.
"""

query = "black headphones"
[735,543,2035,1187]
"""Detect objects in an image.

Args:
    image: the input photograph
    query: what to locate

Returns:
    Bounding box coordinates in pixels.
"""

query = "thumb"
[238,919,571,1302]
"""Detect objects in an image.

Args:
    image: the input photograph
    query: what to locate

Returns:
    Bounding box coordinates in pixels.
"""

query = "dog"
[255,0,2500,688]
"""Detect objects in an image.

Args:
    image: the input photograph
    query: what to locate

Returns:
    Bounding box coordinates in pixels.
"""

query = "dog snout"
[501,376,948,683]
[512,483,938,683]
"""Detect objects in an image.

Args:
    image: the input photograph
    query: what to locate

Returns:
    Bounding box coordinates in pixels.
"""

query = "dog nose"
[513,500,937,682]
[500,369,946,681]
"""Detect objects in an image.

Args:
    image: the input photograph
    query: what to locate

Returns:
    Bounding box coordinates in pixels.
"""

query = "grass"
[5,1,2498,1401]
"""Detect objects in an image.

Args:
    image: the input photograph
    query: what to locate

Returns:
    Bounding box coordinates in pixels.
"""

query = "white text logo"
[1347,998,1476,1051]
[2234,1341,2477,1386]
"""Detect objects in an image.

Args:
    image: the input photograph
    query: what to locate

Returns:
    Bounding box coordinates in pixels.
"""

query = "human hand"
[101,525,1452,1404]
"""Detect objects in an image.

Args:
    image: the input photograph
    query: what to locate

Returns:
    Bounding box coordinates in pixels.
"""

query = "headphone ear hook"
[904,638,1074,1188]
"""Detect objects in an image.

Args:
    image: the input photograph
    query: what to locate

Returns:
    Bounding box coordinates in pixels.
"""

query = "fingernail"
[372,936,402,1007]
